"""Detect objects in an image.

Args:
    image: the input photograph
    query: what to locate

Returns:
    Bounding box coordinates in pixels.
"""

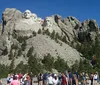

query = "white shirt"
[52,78,58,85]
[93,74,98,80]
[48,76,53,84]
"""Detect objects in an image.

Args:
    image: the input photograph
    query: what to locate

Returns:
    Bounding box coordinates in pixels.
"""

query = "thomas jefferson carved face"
[24,10,31,19]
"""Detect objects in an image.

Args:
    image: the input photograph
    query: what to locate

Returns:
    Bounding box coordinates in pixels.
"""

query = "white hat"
[54,74,57,76]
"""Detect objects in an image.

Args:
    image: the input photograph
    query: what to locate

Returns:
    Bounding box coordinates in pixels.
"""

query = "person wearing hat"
[48,74,53,85]
[52,74,58,85]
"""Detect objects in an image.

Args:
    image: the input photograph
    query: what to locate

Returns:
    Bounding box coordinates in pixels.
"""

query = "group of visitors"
[37,71,100,85]
[6,72,33,85]
[2,71,99,85]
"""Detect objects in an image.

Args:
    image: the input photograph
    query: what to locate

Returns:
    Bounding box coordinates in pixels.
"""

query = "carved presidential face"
[45,17,52,27]
[24,10,31,19]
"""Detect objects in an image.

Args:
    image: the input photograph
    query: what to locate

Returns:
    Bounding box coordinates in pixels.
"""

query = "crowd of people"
[0,71,99,85]
[6,72,33,85]
[37,71,100,85]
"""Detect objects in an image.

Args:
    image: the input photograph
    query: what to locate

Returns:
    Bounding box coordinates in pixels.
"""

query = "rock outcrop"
[0,8,99,67]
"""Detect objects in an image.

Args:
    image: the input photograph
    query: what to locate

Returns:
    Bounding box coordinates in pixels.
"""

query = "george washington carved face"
[24,10,32,19]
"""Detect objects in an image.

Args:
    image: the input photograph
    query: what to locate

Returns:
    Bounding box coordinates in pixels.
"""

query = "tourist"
[10,76,20,85]
[61,73,68,85]
[7,74,11,85]
[68,71,73,85]
[29,72,33,85]
[52,74,58,85]
[93,72,98,85]
[43,72,48,85]
[48,73,53,85]
[38,73,43,85]
[24,74,31,85]
[90,72,94,85]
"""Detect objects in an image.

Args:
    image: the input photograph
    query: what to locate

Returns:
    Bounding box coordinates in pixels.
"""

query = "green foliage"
[28,53,43,75]
[54,56,69,72]
[21,40,27,51]
[42,54,54,71]
[27,46,34,57]
[17,36,29,43]
[17,48,22,56]
[38,29,42,34]
[32,31,37,36]
[9,58,15,73]
[2,47,8,55]
[43,29,50,36]
[55,33,59,41]
[12,30,17,39]
[11,44,18,50]
[14,61,29,73]
[8,49,13,60]
[62,36,67,43]
[50,30,55,39]
[0,64,9,78]
[78,59,93,73]
[71,60,79,72]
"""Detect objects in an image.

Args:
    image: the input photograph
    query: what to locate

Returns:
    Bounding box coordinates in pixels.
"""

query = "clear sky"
[0,0,100,26]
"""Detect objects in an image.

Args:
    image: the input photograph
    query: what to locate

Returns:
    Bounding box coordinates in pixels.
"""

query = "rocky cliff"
[0,8,99,67]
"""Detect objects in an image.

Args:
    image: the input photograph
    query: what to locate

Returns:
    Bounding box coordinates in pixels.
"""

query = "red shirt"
[62,76,67,85]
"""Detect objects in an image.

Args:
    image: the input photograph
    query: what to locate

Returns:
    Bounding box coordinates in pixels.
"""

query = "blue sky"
[0,0,100,26]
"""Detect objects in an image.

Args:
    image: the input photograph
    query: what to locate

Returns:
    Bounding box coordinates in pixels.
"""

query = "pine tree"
[54,56,69,72]
[8,49,13,60]
[42,54,54,71]
[28,53,43,74]
[17,48,22,56]
[27,46,34,57]
[9,58,15,73]
[50,30,55,39]
[32,31,37,36]
[38,29,42,34]
[62,36,67,43]
[45,29,50,36]
[21,40,26,51]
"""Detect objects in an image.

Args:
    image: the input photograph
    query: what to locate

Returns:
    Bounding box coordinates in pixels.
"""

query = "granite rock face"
[0,8,99,66]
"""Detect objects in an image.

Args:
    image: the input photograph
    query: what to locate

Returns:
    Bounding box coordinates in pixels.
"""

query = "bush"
[8,49,13,60]
[17,48,22,56]
[11,44,18,50]
[62,36,67,43]
[28,53,43,75]
[42,54,54,71]
[17,36,29,43]
[14,61,29,73]
[0,64,9,78]
[32,31,37,36]
[21,40,27,51]
[2,47,8,55]
[50,30,55,39]
[9,58,15,73]
[54,56,69,72]
[27,46,34,57]
[38,29,42,34]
